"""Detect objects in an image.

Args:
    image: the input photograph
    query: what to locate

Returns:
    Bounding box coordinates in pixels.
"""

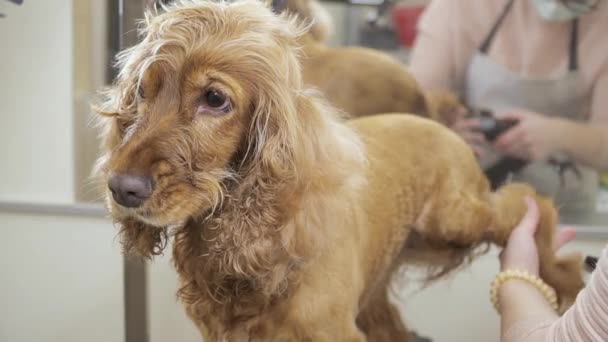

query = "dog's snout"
[108,173,153,208]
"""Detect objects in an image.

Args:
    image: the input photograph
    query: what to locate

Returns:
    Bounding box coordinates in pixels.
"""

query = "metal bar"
[124,256,149,342]
[107,0,121,81]
[0,201,106,217]
[109,0,150,341]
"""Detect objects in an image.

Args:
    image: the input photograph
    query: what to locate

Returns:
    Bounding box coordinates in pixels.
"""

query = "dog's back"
[275,0,431,118]
[301,39,430,118]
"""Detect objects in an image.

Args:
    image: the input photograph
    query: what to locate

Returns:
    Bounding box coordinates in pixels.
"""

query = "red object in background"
[392,5,426,49]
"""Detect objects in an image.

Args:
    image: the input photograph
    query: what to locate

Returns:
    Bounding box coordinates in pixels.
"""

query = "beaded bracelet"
[490,269,559,313]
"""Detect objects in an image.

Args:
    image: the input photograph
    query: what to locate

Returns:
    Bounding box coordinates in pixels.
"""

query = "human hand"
[500,197,577,276]
[494,110,563,161]
[450,113,487,158]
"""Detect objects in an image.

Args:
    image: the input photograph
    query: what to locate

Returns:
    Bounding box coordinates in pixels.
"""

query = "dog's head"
[95,0,305,252]
[95,0,363,258]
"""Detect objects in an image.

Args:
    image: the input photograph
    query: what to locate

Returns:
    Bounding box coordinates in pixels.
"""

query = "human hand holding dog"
[500,197,577,275]
[498,197,578,340]
[494,110,563,162]
[449,111,487,158]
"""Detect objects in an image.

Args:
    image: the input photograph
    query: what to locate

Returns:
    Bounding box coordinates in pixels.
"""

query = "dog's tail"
[424,89,466,126]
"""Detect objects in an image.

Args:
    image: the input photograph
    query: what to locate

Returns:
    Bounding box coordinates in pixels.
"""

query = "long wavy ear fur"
[241,62,367,265]
[167,1,365,305]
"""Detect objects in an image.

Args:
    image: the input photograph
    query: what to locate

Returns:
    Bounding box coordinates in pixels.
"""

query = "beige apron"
[465,0,597,214]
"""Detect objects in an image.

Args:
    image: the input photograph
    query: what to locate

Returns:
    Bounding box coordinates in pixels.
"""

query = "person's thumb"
[513,197,540,236]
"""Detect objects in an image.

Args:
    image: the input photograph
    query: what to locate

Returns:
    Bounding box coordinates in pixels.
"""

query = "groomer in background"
[409,0,608,214]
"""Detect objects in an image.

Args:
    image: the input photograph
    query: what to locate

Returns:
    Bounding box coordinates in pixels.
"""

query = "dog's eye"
[205,89,227,108]
[198,88,232,114]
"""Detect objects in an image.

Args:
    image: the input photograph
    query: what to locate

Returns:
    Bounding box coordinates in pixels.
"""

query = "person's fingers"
[453,118,481,131]
[495,111,526,121]
[443,106,468,126]
[514,197,540,235]
[553,228,577,251]
[495,125,524,149]
[498,140,530,160]
[462,132,487,145]
[453,106,468,120]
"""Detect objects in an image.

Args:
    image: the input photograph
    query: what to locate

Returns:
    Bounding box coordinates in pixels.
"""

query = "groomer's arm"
[498,199,562,342]
[503,247,608,342]
[408,0,470,92]
[496,69,608,171]
[500,281,559,342]
[499,199,608,342]
[553,69,608,171]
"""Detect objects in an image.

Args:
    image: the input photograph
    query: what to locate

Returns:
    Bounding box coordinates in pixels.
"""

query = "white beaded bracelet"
[490,269,559,313]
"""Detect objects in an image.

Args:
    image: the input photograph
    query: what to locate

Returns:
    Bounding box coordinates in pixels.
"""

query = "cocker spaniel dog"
[270,0,430,118]
[95,1,584,341]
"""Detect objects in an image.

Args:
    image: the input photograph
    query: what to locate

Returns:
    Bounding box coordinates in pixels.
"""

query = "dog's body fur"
[275,0,430,118]
[95,1,584,341]
[299,35,429,119]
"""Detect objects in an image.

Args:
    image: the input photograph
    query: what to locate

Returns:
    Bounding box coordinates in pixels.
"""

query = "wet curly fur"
[95,1,584,341]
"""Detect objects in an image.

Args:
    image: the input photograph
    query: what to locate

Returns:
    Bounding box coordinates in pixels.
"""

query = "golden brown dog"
[273,0,430,118]
[95,1,584,341]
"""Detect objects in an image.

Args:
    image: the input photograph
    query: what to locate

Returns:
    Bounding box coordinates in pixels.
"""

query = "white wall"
[0,212,124,342]
[147,239,606,342]
[73,0,109,203]
[0,0,75,203]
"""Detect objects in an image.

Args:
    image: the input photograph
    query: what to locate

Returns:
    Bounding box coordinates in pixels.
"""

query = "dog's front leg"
[276,288,367,342]
[276,318,366,342]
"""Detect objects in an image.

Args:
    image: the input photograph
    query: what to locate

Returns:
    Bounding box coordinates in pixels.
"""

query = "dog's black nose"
[108,173,153,208]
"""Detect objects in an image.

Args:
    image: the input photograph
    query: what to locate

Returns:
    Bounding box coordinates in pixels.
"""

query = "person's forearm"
[553,118,608,171]
[545,247,608,341]
[502,246,608,342]
[499,279,559,342]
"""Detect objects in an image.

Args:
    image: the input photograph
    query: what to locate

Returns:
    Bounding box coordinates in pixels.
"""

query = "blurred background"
[0,0,606,341]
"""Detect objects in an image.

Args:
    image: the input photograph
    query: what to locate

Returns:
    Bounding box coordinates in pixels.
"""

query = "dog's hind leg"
[485,183,584,312]
[417,182,584,312]
[356,292,411,342]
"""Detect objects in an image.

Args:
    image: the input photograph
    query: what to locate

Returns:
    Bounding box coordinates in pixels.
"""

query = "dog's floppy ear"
[244,62,304,184]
